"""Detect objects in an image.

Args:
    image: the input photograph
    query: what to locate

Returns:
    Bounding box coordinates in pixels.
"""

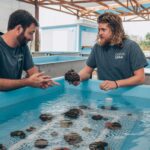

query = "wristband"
[114,81,118,88]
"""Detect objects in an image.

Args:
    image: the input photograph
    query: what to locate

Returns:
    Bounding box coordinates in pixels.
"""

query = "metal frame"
[18,0,150,22]
[17,0,150,51]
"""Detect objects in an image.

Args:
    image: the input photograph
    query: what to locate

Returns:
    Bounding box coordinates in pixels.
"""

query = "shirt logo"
[115,52,125,59]
[18,54,23,62]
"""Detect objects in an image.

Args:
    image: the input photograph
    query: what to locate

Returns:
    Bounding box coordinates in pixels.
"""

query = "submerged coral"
[89,141,108,150]
[10,130,26,139]
[64,108,83,119]
[105,122,122,130]
[101,105,118,110]
[92,114,103,120]
[64,132,83,145]
[0,144,7,150]
[26,126,36,132]
[34,139,48,149]
[39,113,53,122]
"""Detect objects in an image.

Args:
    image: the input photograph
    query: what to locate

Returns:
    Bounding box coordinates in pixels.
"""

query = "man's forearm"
[0,78,30,91]
[116,75,145,87]
[79,70,91,81]
[78,66,94,82]
[26,66,39,76]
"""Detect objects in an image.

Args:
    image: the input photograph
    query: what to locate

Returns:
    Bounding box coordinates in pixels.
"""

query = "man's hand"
[100,80,118,91]
[27,72,60,88]
[40,79,60,88]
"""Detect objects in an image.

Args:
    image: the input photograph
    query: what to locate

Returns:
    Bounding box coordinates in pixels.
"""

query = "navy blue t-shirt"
[87,39,148,80]
[0,36,34,79]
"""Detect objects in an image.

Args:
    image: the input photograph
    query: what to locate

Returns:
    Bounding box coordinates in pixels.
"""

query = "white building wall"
[41,27,77,52]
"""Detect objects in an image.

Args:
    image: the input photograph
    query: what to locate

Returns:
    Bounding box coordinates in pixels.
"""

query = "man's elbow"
[138,75,145,84]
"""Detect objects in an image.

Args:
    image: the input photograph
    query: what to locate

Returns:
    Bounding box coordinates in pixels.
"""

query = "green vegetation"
[139,33,150,51]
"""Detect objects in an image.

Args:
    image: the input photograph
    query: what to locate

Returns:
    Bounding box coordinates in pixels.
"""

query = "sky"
[39,7,150,39]
[123,21,150,39]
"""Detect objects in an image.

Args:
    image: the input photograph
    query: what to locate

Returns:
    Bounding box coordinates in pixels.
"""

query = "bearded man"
[72,12,148,90]
[0,10,59,91]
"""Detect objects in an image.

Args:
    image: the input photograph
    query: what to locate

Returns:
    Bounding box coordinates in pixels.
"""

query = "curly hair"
[97,12,127,46]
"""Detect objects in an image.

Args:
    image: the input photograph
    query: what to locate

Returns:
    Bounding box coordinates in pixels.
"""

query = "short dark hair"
[97,12,127,46]
[7,9,39,31]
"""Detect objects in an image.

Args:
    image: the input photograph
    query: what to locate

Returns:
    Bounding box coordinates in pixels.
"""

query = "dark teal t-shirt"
[87,39,148,80]
[0,37,34,79]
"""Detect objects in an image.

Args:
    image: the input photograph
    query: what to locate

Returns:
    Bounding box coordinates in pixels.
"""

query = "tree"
[146,33,150,41]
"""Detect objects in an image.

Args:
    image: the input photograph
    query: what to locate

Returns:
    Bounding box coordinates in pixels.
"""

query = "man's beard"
[99,36,112,47]
[17,32,28,46]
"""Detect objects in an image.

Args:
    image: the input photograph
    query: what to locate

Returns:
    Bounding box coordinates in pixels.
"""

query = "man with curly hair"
[73,12,148,90]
